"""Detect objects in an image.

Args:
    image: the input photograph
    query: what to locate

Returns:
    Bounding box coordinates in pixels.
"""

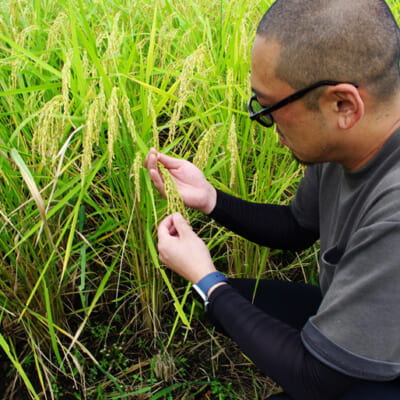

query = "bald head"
[256,0,400,108]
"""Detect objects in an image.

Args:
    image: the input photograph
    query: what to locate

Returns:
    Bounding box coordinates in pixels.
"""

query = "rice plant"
[0,0,398,398]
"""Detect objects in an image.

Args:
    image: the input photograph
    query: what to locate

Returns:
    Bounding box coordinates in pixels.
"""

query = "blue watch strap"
[192,272,229,304]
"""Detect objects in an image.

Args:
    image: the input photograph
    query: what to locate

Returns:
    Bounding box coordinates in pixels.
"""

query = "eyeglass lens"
[250,97,274,126]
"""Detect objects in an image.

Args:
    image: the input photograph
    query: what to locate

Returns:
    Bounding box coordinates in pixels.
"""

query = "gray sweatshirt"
[291,128,400,380]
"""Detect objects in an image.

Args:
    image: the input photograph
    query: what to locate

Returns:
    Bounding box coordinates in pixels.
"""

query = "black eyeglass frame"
[248,80,359,127]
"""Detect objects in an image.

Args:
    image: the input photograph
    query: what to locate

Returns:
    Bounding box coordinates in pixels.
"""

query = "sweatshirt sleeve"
[207,284,358,400]
[208,189,318,251]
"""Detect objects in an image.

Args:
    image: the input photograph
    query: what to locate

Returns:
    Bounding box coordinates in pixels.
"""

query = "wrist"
[207,281,228,298]
[192,272,229,309]
[201,186,217,215]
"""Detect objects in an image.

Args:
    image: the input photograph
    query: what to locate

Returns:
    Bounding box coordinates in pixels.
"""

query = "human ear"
[322,84,364,130]
[335,85,364,129]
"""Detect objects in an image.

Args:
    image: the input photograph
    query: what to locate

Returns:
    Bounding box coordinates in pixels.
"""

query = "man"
[144,0,400,398]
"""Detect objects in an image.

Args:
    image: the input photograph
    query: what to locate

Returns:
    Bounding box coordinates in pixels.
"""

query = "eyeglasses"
[248,80,359,127]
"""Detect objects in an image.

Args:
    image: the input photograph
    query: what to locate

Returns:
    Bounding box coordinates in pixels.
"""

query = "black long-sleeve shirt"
[208,189,318,251]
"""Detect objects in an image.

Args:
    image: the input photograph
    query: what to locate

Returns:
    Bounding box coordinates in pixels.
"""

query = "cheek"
[273,109,300,134]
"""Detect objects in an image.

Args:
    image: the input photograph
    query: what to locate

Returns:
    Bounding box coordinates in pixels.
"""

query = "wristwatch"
[192,272,229,310]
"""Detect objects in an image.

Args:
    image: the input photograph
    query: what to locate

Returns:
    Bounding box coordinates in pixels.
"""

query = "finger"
[144,149,157,171]
[171,213,192,236]
[144,151,166,194]
[143,147,156,169]
[157,215,177,264]
[157,214,174,235]
[157,152,183,170]
[149,168,165,192]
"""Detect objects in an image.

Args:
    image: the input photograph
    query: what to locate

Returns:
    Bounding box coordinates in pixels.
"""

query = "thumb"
[157,152,182,169]
[172,213,192,235]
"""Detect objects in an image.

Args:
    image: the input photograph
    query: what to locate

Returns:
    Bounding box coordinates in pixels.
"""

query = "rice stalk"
[120,93,137,143]
[33,95,65,168]
[168,48,205,143]
[148,94,159,150]
[251,169,259,198]
[145,0,158,84]
[193,125,219,171]
[95,31,108,58]
[46,12,69,59]
[157,16,177,67]
[62,48,73,122]
[227,116,238,188]
[133,151,142,202]
[158,162,189,220]
[10,149,60,260]
[106,87,120,169]
[82,88,105,179]
[9,26,39,89]
[104,12,123,74]
[81,49,90,81]
[227,68,234,113]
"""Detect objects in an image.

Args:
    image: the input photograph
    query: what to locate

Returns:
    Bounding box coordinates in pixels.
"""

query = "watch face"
[192,284,207,302]
[191,284,210,311]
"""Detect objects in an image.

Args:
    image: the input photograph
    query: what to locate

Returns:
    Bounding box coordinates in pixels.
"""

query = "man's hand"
[157,213,217,283]
[144,148,217,215]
